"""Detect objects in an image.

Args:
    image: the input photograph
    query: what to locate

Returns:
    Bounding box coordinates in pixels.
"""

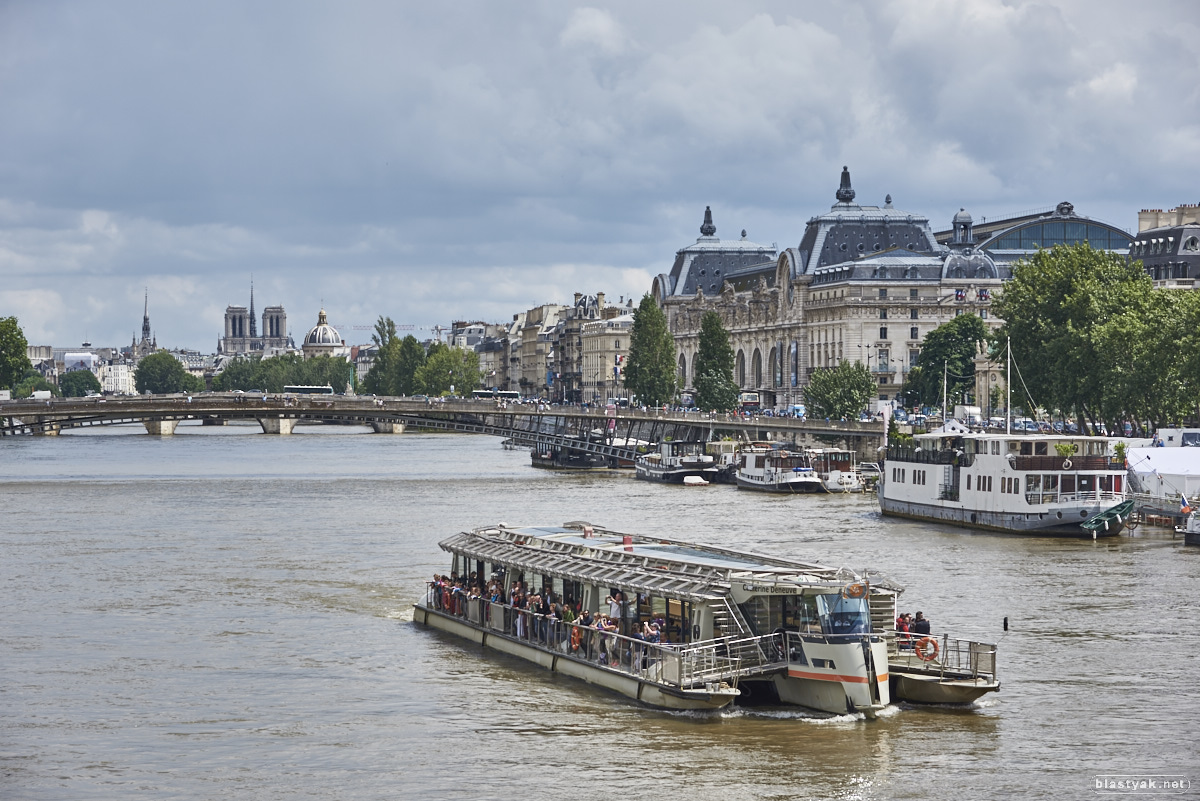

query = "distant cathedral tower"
[133,288,157,359]
[219,281,290,355]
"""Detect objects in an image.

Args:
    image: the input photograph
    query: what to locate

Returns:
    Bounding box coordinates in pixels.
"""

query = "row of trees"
[362,316,482,397]
[624,295,742,411]
[993,243,1200,432]
[211,352,352,394]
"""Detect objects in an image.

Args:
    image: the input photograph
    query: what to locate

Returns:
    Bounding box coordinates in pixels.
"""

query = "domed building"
[301,309,351,360]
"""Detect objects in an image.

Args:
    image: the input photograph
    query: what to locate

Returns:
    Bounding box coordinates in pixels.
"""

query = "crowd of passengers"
[429,573,671,669]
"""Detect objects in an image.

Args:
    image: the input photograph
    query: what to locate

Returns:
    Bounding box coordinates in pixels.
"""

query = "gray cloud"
[1,0,1197,348]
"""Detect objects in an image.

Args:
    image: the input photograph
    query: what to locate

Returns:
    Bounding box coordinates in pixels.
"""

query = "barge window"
[1062,475,1076,494]
[1034,442,1048,456]
[1079,475,1095,494]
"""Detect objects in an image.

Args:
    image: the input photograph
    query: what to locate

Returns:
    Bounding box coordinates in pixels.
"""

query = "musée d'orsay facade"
[652,168,1134,410]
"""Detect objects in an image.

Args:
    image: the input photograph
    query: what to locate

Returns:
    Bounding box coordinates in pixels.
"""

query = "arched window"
[735,350,746,388]
[677,353,687,387]
[752,349,763,388]
[691,353,699,388]
[790,342,799,387]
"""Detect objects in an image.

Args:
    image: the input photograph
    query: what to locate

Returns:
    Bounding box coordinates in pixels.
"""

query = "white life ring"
[838,475,849,485]
[1063,459,1073,470]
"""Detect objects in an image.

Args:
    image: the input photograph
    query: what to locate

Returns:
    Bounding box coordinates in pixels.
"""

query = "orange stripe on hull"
[787,669,888,684]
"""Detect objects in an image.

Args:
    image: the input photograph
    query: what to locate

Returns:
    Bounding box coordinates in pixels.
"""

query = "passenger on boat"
[606,591,624,623]
[896,613,912,650]
[913,611,931,635]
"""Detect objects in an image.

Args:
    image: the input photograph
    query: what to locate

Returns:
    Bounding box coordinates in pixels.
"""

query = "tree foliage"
[134,352,205,394]
[991,243,1170,431]
[692,311,738,411]
[901,314,989,408]
[624,294,677,407]
[414,346,481,396]
[805,360,874,420]
[0,316,33,390]
[16,371,59,398]
[363,323,426,397]
[213,353,355,393]
[60,370,102,397]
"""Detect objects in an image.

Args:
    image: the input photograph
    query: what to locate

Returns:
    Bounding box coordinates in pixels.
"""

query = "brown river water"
[2,424,1197,800]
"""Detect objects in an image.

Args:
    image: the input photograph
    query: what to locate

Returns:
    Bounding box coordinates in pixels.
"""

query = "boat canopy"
[438,524,868,603]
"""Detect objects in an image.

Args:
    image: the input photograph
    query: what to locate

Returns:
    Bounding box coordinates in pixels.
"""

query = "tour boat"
[879,420,1134,536]
[734,447,825,493]
[807,448,865,493]
[413,522,896,716]
[634,441,719,484]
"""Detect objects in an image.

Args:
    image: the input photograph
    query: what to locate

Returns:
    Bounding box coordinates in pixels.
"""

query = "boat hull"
[735,475,826,493]
[879,496,1125,536]
[889,669,1001,704]
[635,465,719,484]
[413,604,737,711]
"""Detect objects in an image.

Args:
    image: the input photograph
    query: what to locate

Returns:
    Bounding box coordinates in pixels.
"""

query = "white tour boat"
[414,522,900,716]
[879,420,1134,536]
[735,447,825,493]
[807,448,865,493]
[635,440,719,484]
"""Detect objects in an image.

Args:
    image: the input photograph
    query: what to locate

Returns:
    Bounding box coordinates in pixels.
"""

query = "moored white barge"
[880,421,1133,536]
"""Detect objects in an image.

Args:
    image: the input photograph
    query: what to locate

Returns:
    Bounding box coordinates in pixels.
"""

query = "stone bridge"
[0,394,885,461]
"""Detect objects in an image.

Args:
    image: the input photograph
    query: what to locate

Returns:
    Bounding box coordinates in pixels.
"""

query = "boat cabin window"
[737,594,820,636]
[1062,475,1076,494]
[992,441,1001,455]
[815,594,870,635]
[1079,475,1095,494]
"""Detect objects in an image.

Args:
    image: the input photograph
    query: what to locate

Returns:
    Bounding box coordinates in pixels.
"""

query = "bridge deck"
[1,395,884,458]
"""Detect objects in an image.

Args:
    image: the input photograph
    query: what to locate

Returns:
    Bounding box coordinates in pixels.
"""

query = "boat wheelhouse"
[880,421,1133,536]
[735,447,825,493]
[413,522,898,716]
[635,441,718,484]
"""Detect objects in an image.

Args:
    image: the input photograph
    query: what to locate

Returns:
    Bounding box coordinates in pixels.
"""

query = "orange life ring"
[570,626,582,650]
[843,582,867,599]
[914,636,939,662]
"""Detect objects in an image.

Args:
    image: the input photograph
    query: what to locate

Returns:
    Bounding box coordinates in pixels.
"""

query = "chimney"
[597,292,605,309]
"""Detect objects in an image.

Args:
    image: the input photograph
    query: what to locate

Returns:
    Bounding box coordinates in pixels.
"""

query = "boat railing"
[422,586,752,690]
[887,632,998,684]
[1025,489,1126,506]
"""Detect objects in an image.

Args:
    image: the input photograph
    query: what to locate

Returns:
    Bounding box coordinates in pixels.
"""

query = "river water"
[2,423,1197,800]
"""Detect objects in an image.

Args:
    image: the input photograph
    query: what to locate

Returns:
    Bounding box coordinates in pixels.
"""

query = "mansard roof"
[655,207,777,299]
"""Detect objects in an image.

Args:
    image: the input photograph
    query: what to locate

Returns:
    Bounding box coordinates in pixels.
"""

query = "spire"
[835,166,856,204]
[249,278,257,339]
[141,287,151,343]
[700,206,716,237]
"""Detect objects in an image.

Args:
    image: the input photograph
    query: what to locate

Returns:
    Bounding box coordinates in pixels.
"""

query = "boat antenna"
[943,361,948,422]
[1006,337,1011,435]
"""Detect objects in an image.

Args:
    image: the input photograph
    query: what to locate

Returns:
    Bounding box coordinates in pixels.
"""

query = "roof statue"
[836,165,856,204]
[700,206,716,237]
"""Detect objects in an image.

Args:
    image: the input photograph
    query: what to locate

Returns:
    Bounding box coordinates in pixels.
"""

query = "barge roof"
[439,523,872,602]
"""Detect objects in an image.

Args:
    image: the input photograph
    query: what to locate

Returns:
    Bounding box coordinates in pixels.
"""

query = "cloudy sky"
[2,1,1197,350]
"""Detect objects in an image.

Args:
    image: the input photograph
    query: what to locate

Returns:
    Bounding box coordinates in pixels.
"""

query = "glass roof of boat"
[505,526,831,575]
